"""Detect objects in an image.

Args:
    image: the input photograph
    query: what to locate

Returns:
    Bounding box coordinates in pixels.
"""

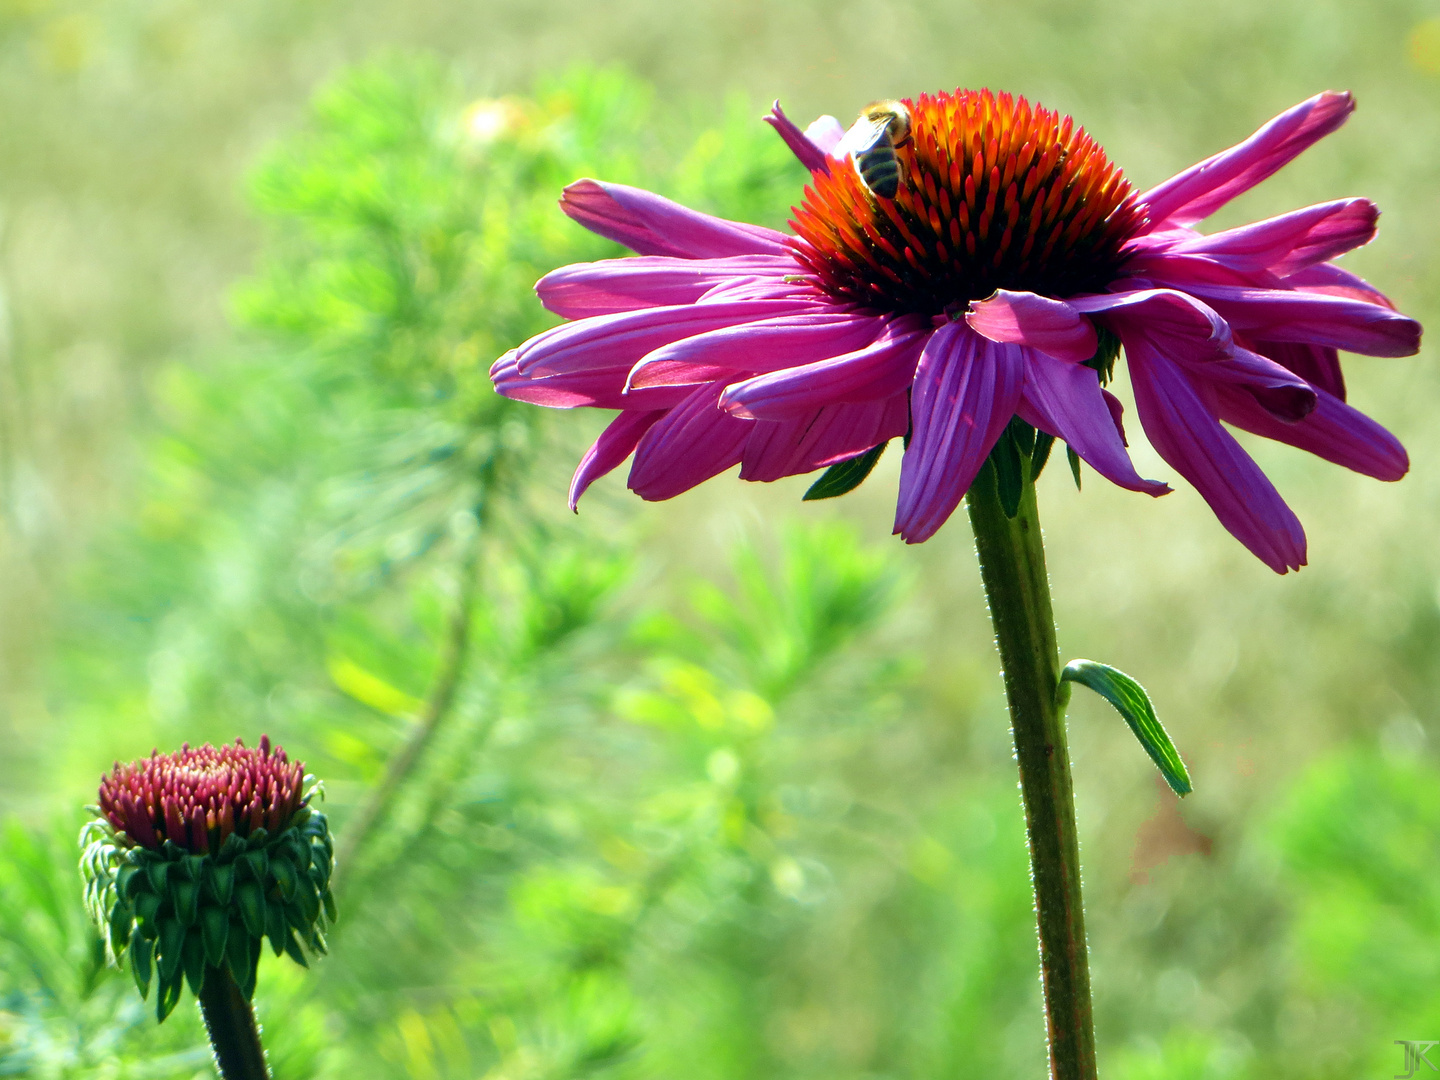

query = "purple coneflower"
[99,736,308,854]
[492,89,1420,572]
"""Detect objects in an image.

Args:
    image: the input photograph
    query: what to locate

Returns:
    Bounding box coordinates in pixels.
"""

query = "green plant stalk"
[966,459,1095,1080]
[197,964,271,1080]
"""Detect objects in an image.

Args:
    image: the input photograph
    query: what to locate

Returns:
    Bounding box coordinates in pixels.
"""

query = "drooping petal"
[1177,281,1421,357]
[537,255,798,318]
[627,311,880,388]
[1250,338,1345,401]
[1020,353,1169,495]
[894,324,1025,544]
[1187,345,1317,422]
[739,395,909,482]
[1070,286,1232,363]
[1135,91,1355,232]
[628,384,752,500]
[719,319,929,418]
[765,101,835,173]
[1283,261,1396,310]
[1161,198,1378,278]
[1211,383,1408,481]
[569,410,667,510]
[491,349,691,410]
[516,298,820,377]
[966,290,1099,363]
[1128,345,1307,573]
[561,179,792,258]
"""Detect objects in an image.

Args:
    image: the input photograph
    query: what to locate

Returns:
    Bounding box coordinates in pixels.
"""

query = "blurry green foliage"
[0,50,1437,1080]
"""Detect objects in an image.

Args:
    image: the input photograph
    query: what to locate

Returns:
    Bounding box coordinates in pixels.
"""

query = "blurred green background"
[1,1,1439,1077]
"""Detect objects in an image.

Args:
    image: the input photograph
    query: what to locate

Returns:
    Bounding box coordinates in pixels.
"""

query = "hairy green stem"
[966,460,1096,1080]
[197,964,271,1080]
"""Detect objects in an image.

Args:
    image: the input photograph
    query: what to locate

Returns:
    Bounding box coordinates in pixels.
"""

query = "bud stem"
[198,964,271,1080]
[966,458,1096,1080]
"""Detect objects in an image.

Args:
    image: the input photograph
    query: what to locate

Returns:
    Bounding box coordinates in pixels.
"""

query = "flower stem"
[197,964,271,1080]
[965,459,1096,1080]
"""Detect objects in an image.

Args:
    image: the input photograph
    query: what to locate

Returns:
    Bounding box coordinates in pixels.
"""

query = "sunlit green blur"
[1,2,1438,1078]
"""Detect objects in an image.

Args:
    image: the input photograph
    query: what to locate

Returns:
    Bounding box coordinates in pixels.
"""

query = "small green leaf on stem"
[1067,446,1082,490]
[1060,659,1192,795]
[803,442,887,501]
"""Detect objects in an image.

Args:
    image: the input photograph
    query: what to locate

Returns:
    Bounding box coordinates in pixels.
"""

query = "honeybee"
[836,100,913,199]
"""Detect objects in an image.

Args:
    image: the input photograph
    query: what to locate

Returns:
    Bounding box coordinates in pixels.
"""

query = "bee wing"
[834,115,893,161]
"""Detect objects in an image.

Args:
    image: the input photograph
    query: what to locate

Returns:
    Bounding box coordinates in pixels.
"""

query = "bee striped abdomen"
[856,148,902,198]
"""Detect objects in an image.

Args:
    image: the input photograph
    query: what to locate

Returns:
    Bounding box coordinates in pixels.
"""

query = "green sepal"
[219,831,247,860]
[1031,431,1056,480]
[322,888,337,925]
[1060,658,1192,796]
[803,442,887,502]
[129,927,153,999]
[266,900,287,956]
[184,854,208,883]
[294,874,320,925]
[145,859,171,895]
[171,878,200,927]
[245,827,270,850]
[181,928,207,998]
[996,423,1031,521]
[157,917,185,982]
[201,904,229,967]
[155,965,183,1023]
[282,929,309,969]
[135,892,163,933]
[239,847,268,883]
[224,917,250,990]
[206,861,235,905]
[309,857,331,892]
[270,853,297,900]
[1067,445,1082,490]
[134,889,163,930]
[117,864,143,901]
[236,880,266,938]
[108,901,134,956]
[240,933,261,1000]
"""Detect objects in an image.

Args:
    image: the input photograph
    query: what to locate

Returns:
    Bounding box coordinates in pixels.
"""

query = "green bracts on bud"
[79,800,336,1023]
[1059,658,1193,796]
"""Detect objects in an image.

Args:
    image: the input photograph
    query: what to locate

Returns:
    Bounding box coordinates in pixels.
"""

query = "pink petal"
[1211,383,1408,481]
[1162,198,1378,278]
[720,319,929,419]
[1128,346,1306,573]
[1177,281,1421,357]
[805,115,847,156]
[537,255,798,318]
[1183,345,1317,422]
[894,324,1025,544]
[1020,353,1169,495]
[966,290,1099,363]
[1070,286,1232,362]
[628,384,752,500]
[1283,261,1396,310]
[570,410,667,510]
[764,101,834,174]
[516,298,820,377]
[491,349,690,410]
[1250,338,1345,401]
[561,179,792,258]
[739,395,909,482]
[1135,91,1355,233]
[627,311,881,388]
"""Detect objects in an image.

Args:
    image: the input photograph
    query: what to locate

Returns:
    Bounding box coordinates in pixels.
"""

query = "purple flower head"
[492,89,1420,572]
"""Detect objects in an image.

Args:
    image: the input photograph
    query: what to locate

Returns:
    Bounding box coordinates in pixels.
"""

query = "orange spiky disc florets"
[790,89,1144,316]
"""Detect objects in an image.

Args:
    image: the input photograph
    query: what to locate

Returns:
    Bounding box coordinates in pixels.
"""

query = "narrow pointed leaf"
[1031,431,1055,479]
[1067,445,1082,490]
[182,928,207,998]
[1061,659,1192,795]
[991,427,1025,518]
[130,929,153,999]
[803,441,888,501]
[201,905,229,967]
[236,881,266,939]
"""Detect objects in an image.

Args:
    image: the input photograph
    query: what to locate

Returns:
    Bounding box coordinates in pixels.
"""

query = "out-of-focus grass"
[0,1,1436,1078]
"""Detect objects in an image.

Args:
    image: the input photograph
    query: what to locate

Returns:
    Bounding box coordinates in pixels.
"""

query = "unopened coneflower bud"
[80,737,335,1023]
